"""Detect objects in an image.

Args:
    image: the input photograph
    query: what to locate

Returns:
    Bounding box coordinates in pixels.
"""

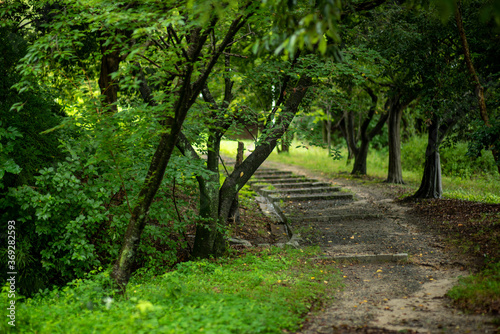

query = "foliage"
[0,24,66,189]
[4,247,342,334]
[467,119,500,168]
[0,123,22,188]
[3,109,202,294]
[402,135,498,179]
[0,17,70,297]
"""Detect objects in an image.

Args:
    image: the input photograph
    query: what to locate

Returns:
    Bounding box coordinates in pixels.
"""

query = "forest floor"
[232,160,500,334]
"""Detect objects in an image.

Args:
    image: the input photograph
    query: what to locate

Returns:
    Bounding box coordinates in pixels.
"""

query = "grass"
[220,138,500,204]
[446,262,500,315]
[3,247,343,334]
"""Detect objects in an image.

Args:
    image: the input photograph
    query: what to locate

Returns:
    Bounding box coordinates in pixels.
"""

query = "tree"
[176,53,316,258]
[454,0,500,174]
[349,87,389,175]
[15,0,258,291]
[10,0,393,292]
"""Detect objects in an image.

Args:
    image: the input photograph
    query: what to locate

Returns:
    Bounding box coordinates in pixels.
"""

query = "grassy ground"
[3,247,343,334]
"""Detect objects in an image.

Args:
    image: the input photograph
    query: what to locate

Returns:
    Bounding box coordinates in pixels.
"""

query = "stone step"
[312,253,408,264]
[285,207,380,217]
[267,181,330,189]
[288,213,382,223]
[269,192,354,203]
[281,200,358,213]
[261,186,341,196]
[254,174,303,181]
[254,170,293,177]
[249,177,310,184]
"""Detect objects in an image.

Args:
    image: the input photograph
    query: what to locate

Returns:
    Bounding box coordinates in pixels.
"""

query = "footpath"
[247,161,498,334]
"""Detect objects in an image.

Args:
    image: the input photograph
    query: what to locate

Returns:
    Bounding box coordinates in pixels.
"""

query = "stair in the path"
[252,166,408,263]
[268,192,354,203]
[261,186,341,195]
[254,170,294,177]
[287,213,382,223]
[252,169,354,204]
[250,177,308,184]
[261,181,331,189]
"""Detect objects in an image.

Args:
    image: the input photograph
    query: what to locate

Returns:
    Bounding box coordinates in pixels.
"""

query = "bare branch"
[222,52,248,58]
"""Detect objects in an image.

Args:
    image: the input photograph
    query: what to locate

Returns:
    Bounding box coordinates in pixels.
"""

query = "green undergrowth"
[446,262,500,315]
[220,138,500,204]
[4,247,342,334]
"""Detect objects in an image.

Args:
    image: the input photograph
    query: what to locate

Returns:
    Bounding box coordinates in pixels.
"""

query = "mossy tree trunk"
[178,74,313,258]
[112,13,252,291]
[455,1,500,175]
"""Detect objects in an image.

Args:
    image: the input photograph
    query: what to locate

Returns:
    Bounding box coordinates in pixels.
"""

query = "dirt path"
[255,161,498,334]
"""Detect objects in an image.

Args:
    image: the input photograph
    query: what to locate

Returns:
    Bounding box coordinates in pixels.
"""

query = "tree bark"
[279,131,291,153]
[207,75,313,258]
[385,95,405,184]
[228,141,244,223]
[344,110,357,163]
[413,115,442,198]
[351,140,370,175]
[192,134,221,258]
[351,87,387,175]
[220,76,312,207]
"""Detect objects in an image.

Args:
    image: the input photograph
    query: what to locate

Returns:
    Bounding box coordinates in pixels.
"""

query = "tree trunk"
[280,131,291,153]
[386,96,405,184]
[111,117,185,290]
[350,87,386,176]
[206,75,313,258]
[343,110,357,164]
[413,116,442,198]
[228,141,244,224]
[351,139,369,175]
[326,116,332,152]
[192,134,221,258]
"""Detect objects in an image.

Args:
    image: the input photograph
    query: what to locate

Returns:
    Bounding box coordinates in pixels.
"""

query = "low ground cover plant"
[2,247,342,334]
[447,262,500,315]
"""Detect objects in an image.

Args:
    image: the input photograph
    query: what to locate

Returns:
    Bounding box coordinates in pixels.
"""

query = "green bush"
[401,135,498,178]
[5,144,199,295]
[401,135,427,173]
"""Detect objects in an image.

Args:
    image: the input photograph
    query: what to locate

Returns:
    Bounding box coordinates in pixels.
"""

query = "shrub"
[401,135,498,178]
